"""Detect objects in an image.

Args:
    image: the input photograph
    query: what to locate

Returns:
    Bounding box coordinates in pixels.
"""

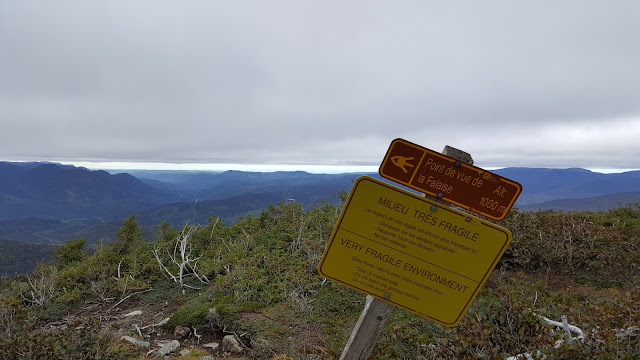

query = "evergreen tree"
[112,214,143,256]
[54,237,87,266]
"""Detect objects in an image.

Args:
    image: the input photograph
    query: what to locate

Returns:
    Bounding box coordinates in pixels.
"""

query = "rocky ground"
[44,299,250,359]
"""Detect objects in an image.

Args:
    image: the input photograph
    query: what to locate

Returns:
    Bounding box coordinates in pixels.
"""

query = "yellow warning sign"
[318,176,511,327]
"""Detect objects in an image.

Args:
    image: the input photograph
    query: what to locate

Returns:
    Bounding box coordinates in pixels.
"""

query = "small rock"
[157,340,180,357]
[203,342,220,351]
[173,325,191,340]
[123,310,142,317]
[120,335,150,348]
[178,349,191,356]
[222,334,244,355]
[201,356,215,360]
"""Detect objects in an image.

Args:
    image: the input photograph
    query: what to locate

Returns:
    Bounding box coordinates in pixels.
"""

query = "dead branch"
[152,226,210,293]
[109,288,153,310]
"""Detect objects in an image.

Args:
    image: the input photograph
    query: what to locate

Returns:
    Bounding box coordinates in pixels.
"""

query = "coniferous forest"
[0,200,638,359]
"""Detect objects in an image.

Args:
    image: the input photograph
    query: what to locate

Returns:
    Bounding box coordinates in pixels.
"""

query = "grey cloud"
[1,1,639,169]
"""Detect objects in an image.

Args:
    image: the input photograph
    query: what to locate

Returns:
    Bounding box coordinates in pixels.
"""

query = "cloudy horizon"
[2,1,639,171]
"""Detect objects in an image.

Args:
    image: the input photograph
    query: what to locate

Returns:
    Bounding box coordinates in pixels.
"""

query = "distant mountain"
[2,164,640,247]
[492,168,640,205]
[128,169,356,202]
[0,162,177,221]
[519,192,640,212]
[0,172,359,246]
[2,165,640,277]
[0,217,101,245]
[0,238,55,278]
[133,176,354,227]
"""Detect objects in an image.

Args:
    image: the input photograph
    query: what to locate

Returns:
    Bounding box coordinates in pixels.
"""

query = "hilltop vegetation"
[0,201,638,359]
[0,162,175,221]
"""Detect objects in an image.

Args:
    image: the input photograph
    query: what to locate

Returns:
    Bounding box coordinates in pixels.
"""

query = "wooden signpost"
[318,139,522,360]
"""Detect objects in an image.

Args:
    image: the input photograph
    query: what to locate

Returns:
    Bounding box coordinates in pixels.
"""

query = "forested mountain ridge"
[0,162,362,223]
[2,162,640,250]
[493,167,640,205]
[3,162,640,226]
[0,162,176,221]
[519,192,640,211]
[129,169,351,200]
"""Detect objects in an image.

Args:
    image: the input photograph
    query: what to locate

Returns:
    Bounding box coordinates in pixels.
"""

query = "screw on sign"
[379,138,522,221]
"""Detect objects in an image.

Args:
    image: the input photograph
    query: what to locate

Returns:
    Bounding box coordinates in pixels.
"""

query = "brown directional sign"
[379,138,522,221]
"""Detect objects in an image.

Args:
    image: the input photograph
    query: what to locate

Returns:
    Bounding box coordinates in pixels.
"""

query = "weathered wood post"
[339,295,394,360]
[339,145,474,360]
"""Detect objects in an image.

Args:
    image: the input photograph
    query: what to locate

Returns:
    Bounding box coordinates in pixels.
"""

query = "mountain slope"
[0,162,177,221]
[130,169,357,202]
[493,168,640,205]
[519,192,640,212]
[0,173,359,245]
[0,238,55,277]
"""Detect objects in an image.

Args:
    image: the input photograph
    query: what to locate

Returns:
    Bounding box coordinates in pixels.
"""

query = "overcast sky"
[1,1,639,172]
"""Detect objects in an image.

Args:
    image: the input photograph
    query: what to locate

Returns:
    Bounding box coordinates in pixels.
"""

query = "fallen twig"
[109,288,153,310]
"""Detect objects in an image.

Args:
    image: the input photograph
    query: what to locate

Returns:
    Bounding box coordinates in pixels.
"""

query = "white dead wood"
[116,258,123,279]
[505,313,585,360]
[239,227,253,251]
[193,326,202,344]
[615,326,639,339]
[123,310,142,317]
[140,317,170,332]
[153,226,210,293]
[109,288,153,310]
[209,216,220,242]
[291,216,309,254]
[20,265,57,307]
[537,313,585,341]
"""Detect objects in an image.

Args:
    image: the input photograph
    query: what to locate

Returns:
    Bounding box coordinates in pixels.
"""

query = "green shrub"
[54,237,88,267]
[2,202,638,359]
[167,296,214,329]
[500,208,640,288]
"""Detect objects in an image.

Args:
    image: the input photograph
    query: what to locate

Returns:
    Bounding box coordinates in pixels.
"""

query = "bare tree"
[0,304,16,336]
[19,264,57,307]
[153,226,210,293]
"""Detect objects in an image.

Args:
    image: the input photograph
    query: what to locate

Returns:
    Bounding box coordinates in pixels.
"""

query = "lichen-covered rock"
[157,339,180,356]
[178,349,191,356]
[120,335,150,348]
